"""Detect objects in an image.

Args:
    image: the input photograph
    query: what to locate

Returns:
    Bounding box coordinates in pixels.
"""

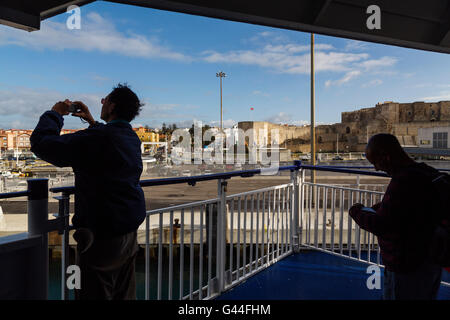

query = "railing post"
[299,167,305,247]
[59,192,70,300]
[291,161,301,252]
[217,178,227,294]
[27,178,49,300]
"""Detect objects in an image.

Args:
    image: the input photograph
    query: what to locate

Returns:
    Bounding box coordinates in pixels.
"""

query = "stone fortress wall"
[238,101,450,153]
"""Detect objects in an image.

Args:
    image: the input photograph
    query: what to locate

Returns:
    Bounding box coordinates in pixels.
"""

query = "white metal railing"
[144,198,220,300]
[143,178,296,300]
[45,164,301,300]
[299,168,450,288]
[224,183,294,291]
[300,176,384,266]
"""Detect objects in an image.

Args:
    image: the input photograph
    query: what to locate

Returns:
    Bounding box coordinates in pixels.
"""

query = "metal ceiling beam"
[313,0,332,25]
[40,0,96,20]
[0,0,95,31]
[334,0,448,25]
[436,2,450,46]
[106,0,450,54]
[440,31,450,46]
[0,6,40,32]
[1,0,450,54]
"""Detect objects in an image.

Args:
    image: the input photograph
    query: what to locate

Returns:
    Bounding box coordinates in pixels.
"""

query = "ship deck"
[216,250,450,300]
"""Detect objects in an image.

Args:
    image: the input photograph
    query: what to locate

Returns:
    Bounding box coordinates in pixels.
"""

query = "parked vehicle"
[142,156,157,163]
[300,154,311,161]
[1,171,13,178]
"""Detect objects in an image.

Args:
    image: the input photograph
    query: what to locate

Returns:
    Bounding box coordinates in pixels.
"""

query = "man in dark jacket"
[30,83,146,300]
[349,133,442,300]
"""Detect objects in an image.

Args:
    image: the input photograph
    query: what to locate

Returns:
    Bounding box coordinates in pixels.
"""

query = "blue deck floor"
[216,250,450,300]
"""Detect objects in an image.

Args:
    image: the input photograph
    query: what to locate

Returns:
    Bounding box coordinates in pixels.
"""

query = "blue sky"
[0,1,450,129]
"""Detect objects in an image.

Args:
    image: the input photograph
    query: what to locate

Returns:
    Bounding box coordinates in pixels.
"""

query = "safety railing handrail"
[146,197,220,215]
[49,164,300,194]
[0,162,445,198]
[48,162,383,195]
[318,165,450,172]
[302,181,385,194]
[48,161,450,195]
[0,190,29,199]
[300,164,389,177]
[225,182,293,199]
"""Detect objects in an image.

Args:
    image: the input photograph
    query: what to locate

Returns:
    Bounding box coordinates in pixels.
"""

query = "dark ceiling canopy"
[1,0,450,54]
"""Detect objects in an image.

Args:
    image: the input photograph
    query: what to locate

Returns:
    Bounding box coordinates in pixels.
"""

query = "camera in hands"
[68,103,82,113]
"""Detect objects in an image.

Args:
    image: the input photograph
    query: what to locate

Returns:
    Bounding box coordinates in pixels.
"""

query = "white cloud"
[344,40,369,51]
[325,70,362,87]
[412,83,450,89]
[138,103,208,128]
[325,56,397,87]
[209,119,237,128]
[358,56,397,71]
[155,118,237,129]
[203,31,395,83]
[245,31,290,45]
[202,48,368,75]
[412,83,432,88]
[0,86,210,129]
[264,112,309,126]
[263,43,334,54]
[91,74,110,82]
[420,92,450,101]
[252,90,270,97]
[0,86,102,129]
[0,12,190,61]
[362,79,383,88]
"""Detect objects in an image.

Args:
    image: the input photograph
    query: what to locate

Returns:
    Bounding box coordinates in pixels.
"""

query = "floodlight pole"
[216,71,226,130]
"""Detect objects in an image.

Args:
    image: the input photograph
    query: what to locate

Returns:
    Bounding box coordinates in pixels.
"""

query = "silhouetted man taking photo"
[31,83,146,300]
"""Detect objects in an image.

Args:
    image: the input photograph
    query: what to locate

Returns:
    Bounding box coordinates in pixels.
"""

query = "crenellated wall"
[238,100,450,153]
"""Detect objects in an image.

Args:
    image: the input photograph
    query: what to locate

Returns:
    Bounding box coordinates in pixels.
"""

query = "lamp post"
[216,71,226,131]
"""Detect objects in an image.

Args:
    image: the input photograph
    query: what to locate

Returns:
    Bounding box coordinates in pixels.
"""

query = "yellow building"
[133,127,159,143]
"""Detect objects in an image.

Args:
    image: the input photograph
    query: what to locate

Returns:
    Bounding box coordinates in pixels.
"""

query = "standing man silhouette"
[349,133,442,300]
[31,83,146,300]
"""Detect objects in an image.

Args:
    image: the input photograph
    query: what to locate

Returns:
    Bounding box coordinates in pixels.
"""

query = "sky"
[1,1,450,130]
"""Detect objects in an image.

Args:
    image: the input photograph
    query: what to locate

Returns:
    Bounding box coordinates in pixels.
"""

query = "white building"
[418,126,449,149]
